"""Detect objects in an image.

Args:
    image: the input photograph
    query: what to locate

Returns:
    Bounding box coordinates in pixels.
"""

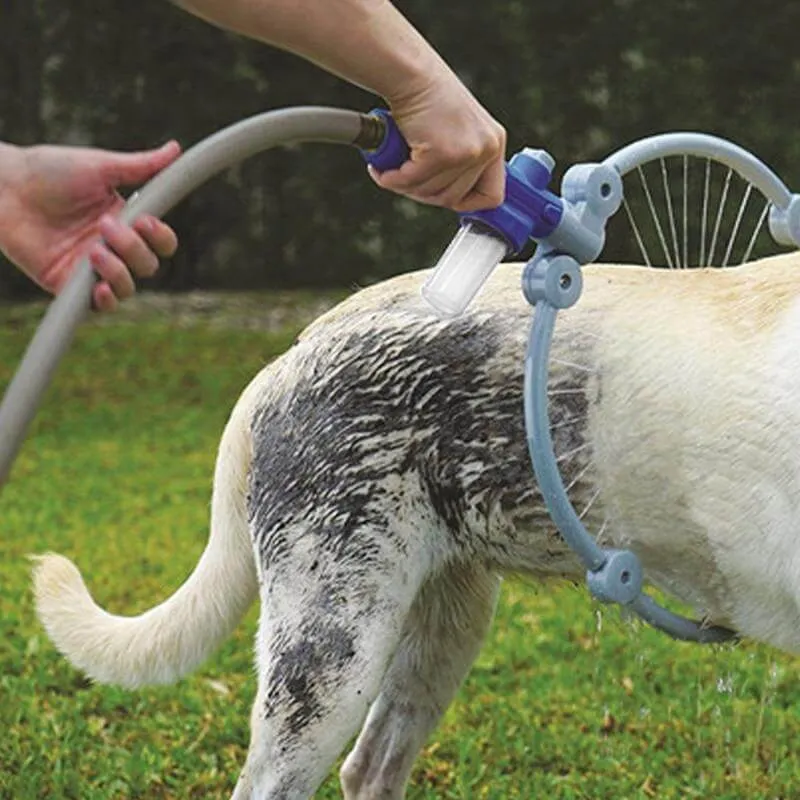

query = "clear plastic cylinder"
[421,222,509,317]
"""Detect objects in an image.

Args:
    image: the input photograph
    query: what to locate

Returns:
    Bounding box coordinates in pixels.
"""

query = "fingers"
[99,140,182,188]
[455,157,507,213]
[371,157,505,213]
[99,215,159,278]
[131,215,178,259]
[86,214,178,311]
[88,242,135,310]
[92,281,120,314]
[370,122,506,213]
[374,72,507,213]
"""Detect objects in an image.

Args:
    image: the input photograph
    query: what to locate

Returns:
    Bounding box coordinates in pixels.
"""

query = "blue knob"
[461,148,563,253]
[509,149,555,189]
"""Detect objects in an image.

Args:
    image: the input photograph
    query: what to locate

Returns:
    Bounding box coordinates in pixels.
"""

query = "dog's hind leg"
[339,563,500,800]
[231,530,433,800]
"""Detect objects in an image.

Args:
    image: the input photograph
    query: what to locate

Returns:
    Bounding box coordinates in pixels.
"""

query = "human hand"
[368,72,507,213]
[0,141,181,311]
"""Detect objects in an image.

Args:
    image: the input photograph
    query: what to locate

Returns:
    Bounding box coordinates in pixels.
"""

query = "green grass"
[1,299,799,799]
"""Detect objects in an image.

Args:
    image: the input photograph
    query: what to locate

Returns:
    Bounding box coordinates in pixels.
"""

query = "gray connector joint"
[769,194,800,248]
[522,254,583,309]
[586,549,644,606]
[544,163,623,264]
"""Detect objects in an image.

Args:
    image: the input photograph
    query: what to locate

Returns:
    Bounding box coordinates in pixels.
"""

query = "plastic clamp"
[586,550,644,606]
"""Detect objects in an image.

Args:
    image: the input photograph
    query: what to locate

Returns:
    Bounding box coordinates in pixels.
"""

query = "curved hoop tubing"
[0,107,388,489]
[604,132,800,256]
[524,286,736,643]
[521,130,800,644]
[604,132,794,209]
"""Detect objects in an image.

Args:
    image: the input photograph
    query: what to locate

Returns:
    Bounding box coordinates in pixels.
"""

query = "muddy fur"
[33,252,800,798]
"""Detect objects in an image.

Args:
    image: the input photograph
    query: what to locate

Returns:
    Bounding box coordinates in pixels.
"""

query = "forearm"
[172,0,455,103]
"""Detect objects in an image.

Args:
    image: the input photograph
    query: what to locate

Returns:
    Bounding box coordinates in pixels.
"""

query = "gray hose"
[0,106,383,488]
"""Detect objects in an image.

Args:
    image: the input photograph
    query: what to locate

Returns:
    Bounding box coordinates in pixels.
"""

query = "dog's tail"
[31,372,266,689]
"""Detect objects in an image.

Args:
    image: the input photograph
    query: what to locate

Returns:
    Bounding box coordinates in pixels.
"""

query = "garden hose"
[0,106,396,488]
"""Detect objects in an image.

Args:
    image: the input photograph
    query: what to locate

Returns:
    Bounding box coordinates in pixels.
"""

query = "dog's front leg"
[340,563,500,800]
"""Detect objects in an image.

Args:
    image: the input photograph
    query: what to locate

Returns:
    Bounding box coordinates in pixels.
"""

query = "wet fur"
[33,252,800,798]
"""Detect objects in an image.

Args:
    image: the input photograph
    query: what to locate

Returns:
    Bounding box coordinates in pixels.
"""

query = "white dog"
[32,252,800,798]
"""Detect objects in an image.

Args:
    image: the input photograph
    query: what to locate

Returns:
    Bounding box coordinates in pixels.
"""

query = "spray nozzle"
[356,112,621,318]
[423,149,564,317]
[463,149,563,252]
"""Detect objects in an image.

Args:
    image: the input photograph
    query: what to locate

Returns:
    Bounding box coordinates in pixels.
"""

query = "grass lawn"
[0,294,798,799]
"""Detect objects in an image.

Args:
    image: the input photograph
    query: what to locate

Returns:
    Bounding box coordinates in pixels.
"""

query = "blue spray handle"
[360,108,410,171]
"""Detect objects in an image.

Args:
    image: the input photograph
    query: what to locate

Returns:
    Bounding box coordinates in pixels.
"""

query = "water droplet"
[716,674,735,694]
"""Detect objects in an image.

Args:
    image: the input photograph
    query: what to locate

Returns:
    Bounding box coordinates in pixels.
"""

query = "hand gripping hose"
[0,106,402,489]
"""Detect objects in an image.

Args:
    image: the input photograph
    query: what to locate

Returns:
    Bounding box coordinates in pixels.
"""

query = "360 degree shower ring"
[512,133,800,643]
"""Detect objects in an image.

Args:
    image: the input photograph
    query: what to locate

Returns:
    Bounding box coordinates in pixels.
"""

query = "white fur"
[33,369,264,687]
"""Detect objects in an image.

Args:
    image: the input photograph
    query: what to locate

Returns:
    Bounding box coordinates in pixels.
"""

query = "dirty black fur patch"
[265,622,357,739]
[248,308,525,562]
[247,297,598,570]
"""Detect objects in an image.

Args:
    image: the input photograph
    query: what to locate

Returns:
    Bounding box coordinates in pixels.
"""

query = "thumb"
[99,140,182,188]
